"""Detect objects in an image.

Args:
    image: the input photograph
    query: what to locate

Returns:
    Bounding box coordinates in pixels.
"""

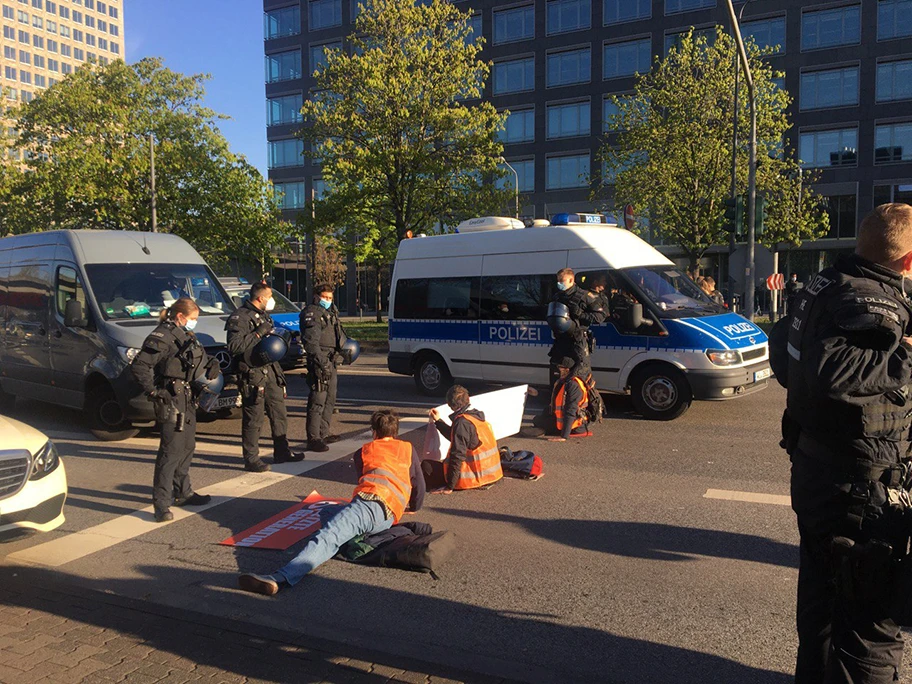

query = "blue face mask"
[183,318,198,332]
[319,299,332,310]
[556,281,570,292]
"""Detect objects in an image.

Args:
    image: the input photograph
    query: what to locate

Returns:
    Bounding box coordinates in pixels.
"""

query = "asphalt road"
[2,354,910,683]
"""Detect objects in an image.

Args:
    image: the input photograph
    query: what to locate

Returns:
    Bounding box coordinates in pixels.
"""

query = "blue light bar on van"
[551,213,609,226]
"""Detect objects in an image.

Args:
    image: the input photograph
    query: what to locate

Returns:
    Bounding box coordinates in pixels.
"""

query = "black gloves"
[256,320,273,337]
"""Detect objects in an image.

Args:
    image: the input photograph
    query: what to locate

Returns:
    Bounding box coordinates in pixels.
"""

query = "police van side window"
[394,277,480,320]
[55,266,88,318]
[479,274,551,320]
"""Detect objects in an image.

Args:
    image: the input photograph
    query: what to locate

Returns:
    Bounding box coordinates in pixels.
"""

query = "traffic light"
[723,195,744,239]
[755,195,768,238]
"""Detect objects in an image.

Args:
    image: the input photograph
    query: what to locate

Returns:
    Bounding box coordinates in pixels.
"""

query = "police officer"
[132,298,215,523]
[769,204,912,683]
[586,273,611,314]
[302,283,344,452]
[226,283,304,472]
[549,267,606,386]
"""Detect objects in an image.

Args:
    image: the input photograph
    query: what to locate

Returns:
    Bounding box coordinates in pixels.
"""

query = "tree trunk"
[375,262,383,323]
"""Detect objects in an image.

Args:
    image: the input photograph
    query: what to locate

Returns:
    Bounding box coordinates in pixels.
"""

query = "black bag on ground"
[584,375,605,423]
[338,522,456,575]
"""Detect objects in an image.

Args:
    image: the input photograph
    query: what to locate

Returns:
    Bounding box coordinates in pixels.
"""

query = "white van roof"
[396,225,673,271]
[63,230,205,265]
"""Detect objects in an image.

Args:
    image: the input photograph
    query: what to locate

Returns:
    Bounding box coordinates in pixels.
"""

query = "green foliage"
[0,58,286,271]
[597,28,828,267]
[297,0,512,267]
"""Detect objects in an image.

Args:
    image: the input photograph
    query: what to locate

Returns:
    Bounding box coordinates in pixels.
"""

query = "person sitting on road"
[423,385,503,494]
[542,357,591,442]
[237,409,424,596]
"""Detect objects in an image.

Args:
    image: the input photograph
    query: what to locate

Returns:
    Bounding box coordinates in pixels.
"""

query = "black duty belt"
[796,432,909,489]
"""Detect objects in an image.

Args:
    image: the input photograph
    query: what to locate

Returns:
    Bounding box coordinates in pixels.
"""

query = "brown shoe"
[323,435,342,444]
[238,574,280,596]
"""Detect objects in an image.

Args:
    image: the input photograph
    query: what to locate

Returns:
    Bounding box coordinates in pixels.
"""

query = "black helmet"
[194,372,225,413]
[248,328,290,367]
[547,301,573,335]
[340,337,361,365]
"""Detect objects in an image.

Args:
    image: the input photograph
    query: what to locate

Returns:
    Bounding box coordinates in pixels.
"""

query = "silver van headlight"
[706,349,742,366]
[117,346,140,364]
[30,440,60,480]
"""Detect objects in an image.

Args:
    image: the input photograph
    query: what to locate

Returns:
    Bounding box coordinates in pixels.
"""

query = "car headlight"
[30,440,59,481]
[707,349,742,366]
[118,346,140,364]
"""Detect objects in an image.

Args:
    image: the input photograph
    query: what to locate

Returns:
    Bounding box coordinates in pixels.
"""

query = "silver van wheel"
[630,364,692,421]
[413,353,452,396]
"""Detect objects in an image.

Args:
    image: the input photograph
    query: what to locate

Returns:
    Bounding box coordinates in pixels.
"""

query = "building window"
[547,0,590,35]
[3,46,13,59]
[110,42,118,54]
[17,9,26,22]
[877,59,912,102]
[99,18,107,32]
[875,122,912,164]
[19,70,31,84]
[109,6,117,19]
[799,128,858,167]
[60,25,69,37]
[665,0,715,15]
[31,34,42,48]
[31,0,41,8]
[800,66,859,110]
[309,0,341,31]
[18,29,28,43]
[61,62,71,74]
[547,47,590,87]
[493,5,534,44]
[275,181,307,210]
[47,39,58,53]
[34,73,45,87]
[498,158,535,192]
[499,107,535,144]
[2,27,11,40]
[824,194,857,239]
[21,90,34,102]
[309,41,341,75]
[267,93,304,126]
[801,5,860,51]
[84,15,93,28]
[546,153,590,189]
[73,29,83,41]
[60,43,70,56]
[878,0,912,40]
[84,0,93,9]
[18,49,29,64]
[58,5,67,18]
[873,183,912,206]
[493,56,535,95]
[603,38,651,80]
[46,20,56,33]
[264,5,301,40]
[4,66,16,80]
[33,54,43,68]
[467,14,482,43]
[547,100,590,139]
[110,24,118,36]
[2,6,13,19]
[268,139,305,169]
[98,37,107,50]
[72,10,81,23]
[603,95,632,131]
[742,15,786,54]
[265,50,302,83]
[664,26,715,55]
[73,47,83,60]
[85,33,95,46]
[604,0,649,25]
[48,58,58,71]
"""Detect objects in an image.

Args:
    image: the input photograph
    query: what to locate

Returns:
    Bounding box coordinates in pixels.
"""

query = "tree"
[0,58,286,272]
[297,0,513,319]
[596,28,828,272]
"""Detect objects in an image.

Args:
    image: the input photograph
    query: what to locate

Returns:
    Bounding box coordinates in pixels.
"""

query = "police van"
[387,214,771,420]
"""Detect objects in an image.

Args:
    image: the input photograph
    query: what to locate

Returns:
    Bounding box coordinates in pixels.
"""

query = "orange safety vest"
[554,376,588,432]
[445,414,503,490]
[354,438,412,523]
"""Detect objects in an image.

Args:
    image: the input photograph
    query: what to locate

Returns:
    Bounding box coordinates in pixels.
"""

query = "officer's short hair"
[250,282,271,301]
[857,203,912,265]
[557,268,574,281]
[371,409,399,438]
[446,385,471,412]
[315,283,334,296]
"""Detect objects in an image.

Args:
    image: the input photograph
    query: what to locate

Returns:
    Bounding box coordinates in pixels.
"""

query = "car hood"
[101,315,230,349]
[0,415,48,455]
[665,313,768,351]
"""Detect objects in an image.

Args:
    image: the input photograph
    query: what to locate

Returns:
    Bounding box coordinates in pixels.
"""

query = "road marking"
[287,396,436,408]
[7,418,428,568]
[704,489,791,506]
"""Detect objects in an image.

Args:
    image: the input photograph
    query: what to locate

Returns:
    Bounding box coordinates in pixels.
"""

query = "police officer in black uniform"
[226,282,304,472]
[132,298,215,523]
[549,267,607,386]
[302,283,344,452]
[769,204,912,683]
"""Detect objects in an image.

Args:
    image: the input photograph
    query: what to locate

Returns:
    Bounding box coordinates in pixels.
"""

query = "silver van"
[0,230,240,440]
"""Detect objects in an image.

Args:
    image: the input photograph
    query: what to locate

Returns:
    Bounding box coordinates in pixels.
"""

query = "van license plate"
[754,368,772,382]
[215,394,242,410]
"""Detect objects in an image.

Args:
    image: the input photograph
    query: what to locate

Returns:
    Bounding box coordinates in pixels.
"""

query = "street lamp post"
[499,157,520,219]
[149,133,157,233]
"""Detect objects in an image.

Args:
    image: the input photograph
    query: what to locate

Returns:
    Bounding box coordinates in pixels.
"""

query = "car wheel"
[85,382,139,441]
[413,353,452,396]
[630,364,692,421]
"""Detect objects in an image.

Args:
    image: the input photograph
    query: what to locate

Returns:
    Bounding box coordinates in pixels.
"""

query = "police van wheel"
[630,365,692,421]
[413,354,452,396]
[86,384,139,441]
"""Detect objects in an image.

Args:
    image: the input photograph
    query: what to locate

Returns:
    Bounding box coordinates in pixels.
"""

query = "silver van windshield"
[84,263,230,320]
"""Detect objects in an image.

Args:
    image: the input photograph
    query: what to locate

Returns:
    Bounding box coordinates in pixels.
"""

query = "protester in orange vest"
[545,357,591,442]
[424,385,503,494]
[238,409,424,596]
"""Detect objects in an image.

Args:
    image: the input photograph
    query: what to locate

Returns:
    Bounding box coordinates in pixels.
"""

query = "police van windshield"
[84,264,232,320]
[622,266,720,317]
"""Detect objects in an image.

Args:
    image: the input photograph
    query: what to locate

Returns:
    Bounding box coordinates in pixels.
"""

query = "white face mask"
[265,297,276,312]
[183,318,198,332]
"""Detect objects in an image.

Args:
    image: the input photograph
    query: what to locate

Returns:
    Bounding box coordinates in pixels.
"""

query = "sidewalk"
[0,573,508,684]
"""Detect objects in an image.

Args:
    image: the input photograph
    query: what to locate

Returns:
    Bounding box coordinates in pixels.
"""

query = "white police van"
[387,213,771,420]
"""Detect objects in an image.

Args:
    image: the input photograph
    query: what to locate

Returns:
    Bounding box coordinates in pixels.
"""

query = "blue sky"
[125,0,268,175]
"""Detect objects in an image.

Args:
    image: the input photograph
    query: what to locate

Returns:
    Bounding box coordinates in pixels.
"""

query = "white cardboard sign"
[421,384,529,461]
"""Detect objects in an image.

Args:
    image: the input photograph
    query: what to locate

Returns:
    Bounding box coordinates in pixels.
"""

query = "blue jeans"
[274,497,392,586]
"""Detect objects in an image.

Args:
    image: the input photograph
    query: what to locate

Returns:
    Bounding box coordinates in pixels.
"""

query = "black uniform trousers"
[153,409,196,514]
[791,449,904,684]
[241,367,290,464]
[306,362,337,442]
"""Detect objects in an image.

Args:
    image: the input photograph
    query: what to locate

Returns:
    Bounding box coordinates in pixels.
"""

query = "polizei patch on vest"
[855,296,898,309]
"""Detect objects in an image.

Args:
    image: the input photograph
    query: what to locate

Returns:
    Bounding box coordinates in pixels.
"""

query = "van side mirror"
[64,298,88,328]
[626,302,643,329]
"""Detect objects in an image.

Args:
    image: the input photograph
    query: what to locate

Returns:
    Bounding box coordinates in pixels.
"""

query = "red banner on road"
[219,491,349,550]
[766,273,785,291]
